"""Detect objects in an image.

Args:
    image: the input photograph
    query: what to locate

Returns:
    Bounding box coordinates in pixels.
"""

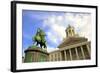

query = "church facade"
[49,25,91,61]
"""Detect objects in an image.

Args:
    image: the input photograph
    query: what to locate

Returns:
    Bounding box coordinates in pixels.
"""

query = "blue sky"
[22,10,91,56]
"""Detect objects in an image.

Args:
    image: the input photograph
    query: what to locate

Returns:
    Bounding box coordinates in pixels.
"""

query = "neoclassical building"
[49,25,91,61]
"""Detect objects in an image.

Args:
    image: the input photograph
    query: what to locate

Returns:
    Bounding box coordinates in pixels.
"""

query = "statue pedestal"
[24,47,49,63]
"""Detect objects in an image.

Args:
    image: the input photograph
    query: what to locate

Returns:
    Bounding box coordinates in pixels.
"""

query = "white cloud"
[57,16,64,22]
[47,46,59,52]
[51,24,66,38]
[64,13,91,41]
[65,13,82,29]
[43,15,67,51]
[65,13,74,21]
[46,31,59,44]
[43,15,66,39]
[43,13,91,52]
[79,15,91,41]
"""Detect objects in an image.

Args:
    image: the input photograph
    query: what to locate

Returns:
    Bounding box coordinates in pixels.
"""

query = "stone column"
[57,53,59,61]
[64,50,67,60]
[75,48,79,60]
[67,31,69,37]
[52,54,54,61]
[50,55,52,61]
[59,52,62,61]
[80,46,85,59]
[71,29,73,36]
[69,49,72,60]
[86,44,90,56]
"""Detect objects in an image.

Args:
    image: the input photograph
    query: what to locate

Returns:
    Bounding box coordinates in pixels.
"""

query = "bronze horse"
[32,28,47,48]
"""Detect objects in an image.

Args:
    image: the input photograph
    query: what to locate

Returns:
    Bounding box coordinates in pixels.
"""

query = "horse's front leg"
[36,42,38,46]
[40,44,42,49]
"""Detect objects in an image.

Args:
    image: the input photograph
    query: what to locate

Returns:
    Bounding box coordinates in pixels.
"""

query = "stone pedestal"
[24,46,49,63]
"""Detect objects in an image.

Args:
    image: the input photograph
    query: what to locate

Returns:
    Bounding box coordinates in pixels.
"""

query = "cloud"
[43,15,66,38]
[64,13,91,40]
[65,13,82,29]
[47,46,59,52]
[57,16,63,21]
[79,15,91,41]
[46,31,59,44]
[43,15,67,50]
[43,12,91,53]
[44,13,91,41]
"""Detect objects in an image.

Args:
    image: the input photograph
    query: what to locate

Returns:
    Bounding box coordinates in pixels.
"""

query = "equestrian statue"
[32,28,47,49]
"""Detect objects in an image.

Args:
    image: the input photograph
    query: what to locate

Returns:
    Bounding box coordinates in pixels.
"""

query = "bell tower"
[65,25,75,37]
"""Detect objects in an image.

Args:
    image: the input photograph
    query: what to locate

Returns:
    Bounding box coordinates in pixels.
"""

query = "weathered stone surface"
[24,47,49,63]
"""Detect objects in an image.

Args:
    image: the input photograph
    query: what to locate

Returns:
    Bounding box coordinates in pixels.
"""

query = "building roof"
[58,36,88,48]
